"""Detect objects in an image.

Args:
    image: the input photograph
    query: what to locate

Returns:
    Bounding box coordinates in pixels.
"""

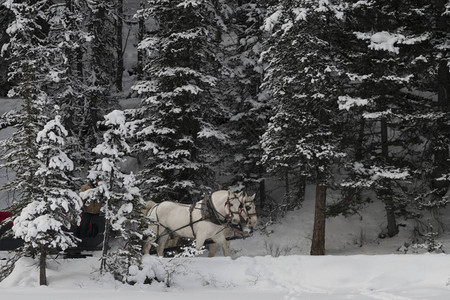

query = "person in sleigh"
[78,179,102,238]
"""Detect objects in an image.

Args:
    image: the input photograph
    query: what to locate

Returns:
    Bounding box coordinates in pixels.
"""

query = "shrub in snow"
[399,225,444,254]
[161,242,205,287]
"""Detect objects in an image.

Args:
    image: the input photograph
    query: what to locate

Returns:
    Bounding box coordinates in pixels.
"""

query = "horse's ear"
[237,191,243,197]
[248,193,256,201]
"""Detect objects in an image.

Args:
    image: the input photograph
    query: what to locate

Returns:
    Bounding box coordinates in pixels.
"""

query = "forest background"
[1,0,450,285]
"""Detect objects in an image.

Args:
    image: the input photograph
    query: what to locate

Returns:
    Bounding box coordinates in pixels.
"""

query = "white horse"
[208,193,257,257]
[143,190,247,257]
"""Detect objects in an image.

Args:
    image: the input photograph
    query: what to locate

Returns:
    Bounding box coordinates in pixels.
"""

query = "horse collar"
[203,194,228,225]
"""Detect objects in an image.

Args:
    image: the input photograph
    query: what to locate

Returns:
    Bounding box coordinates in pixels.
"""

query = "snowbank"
[1,254,450,299]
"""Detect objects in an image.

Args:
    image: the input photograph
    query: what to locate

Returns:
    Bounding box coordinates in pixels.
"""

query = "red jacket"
[0,211,13,226]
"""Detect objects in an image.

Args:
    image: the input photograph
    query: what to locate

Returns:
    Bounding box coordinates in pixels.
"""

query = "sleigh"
[0,211,105,257]
[0,211,23,251]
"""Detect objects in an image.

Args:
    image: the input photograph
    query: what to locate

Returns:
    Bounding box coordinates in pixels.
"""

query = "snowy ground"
[2,184,450,299]
[1,254,450,300]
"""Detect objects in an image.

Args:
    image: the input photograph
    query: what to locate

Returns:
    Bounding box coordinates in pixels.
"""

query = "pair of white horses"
[143,190,257,257]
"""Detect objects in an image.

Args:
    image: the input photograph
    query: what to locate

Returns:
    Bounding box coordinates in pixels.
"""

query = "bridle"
[225,191,257,225]
[238,200,257,225]
[222,191,244,224]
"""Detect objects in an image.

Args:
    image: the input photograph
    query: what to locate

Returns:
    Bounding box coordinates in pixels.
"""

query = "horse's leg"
[156,234,170,257]
[210,234,229,257]
[143,224,159,255]
[222,240,231,257]
[208,243,218,257]
[195,234,207,255]
[143,236,152,255]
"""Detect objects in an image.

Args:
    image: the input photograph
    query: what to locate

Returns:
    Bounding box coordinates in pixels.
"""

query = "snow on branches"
[13,113,81,252]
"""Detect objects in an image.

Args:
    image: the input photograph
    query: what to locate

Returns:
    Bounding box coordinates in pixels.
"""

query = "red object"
[79,214,92,230]
[0,211,13,226]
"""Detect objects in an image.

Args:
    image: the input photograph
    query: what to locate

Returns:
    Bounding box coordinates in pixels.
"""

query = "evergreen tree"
[424,1,450,206]
[260,0,348,254]
[84,110,147,282]
[116,0,124,92]
[0,0,94,284]
[340,0,444,237]
[1,0,51,236]
[0,5,14,96]
[52,0,95,175]
[13,112,81,285]
[220,0,271,203]
[80,0,118,168]
[132,0,227,203]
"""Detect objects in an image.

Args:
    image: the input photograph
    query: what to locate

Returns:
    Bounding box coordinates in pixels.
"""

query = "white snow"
[338,95,369,110]
[177,0,203,9]
[355,31,429,54]
[2,254,450,299]
[263,9,283,33]
[197,126,228,142]
[370,31,403,52]
[292,8,307,21]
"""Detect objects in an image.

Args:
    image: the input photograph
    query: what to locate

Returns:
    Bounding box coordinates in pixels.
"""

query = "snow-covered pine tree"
[116,0,124,92]
[422,1,450,205]
[132,0,227,203]
[80,0,118,168]
[85,110,147,282]
[0,1,93,284]
[0,5,14,96]
[50,0,95,175]
[220,0,271,202]
[340,0,441,237]
[13,111,82,286]
[0,0,53,240]
[260,0,348,255]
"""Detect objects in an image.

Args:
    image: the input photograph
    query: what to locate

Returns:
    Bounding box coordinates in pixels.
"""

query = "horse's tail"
[142,200,157,216]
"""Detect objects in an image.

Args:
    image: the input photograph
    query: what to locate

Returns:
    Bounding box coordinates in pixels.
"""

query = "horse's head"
[225,191,246,225]
[239,193,258,228]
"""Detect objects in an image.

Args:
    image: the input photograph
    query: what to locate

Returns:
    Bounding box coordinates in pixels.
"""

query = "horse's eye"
[239,203,243,209]
[246,206,251,211]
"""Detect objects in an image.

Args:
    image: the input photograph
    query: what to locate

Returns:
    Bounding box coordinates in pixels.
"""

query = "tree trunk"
[436,0,448,33]
[100,217,111,274]
[137,1,145,80]
[385,195,399,237]
[355,117,365,161]
[259,179,266,209]
[310,185,326,255]
[380,117,398,237]
[39,246,47,286]
[296,177,306,206]
[380,117,388,159]
[284,171,291,208]
[116,0,123,91]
